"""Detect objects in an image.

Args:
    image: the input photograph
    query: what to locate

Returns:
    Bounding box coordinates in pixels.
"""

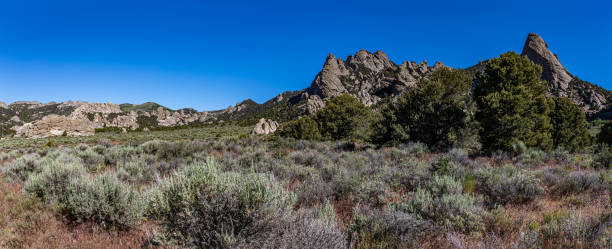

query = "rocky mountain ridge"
[0,101,216,138]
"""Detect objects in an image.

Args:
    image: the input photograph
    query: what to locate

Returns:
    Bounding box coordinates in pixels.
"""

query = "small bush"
[24,161,144,229]
[76,148,103,169]
[355,180,392,207]
[476,165,544,205]
[394,176,485,233]
[349,205,433,248]
[3,153,42,181]
[147,158,296,248]
[554,171,606,196]
[594,144,612,169]
[485,206,518,235]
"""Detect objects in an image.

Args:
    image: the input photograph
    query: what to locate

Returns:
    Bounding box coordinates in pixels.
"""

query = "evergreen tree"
[598,122,612,145]
[474,52,553,152]
[314,94,372,141]
[373,68,480,152]
[278,116,321,140]
[550,97,590,151]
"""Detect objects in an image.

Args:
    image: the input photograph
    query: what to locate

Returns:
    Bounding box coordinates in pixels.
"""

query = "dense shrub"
[355,180,392,207]
[534,211,611,248]
[598,121,612,145]
[593,144,612,169]
[512,141,546,167]
[393,175,485,233]
[476,165,544,205]
[349,205,433,248]
[553,171,606,195]
[474,52,553,152]
[76,148,103,169]
[147,158,296,248]
[3,153,42,181]
[24,161,144,229]
[248,204,347,249]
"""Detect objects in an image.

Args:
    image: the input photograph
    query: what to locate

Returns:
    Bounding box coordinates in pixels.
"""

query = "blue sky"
[0,0,610,111]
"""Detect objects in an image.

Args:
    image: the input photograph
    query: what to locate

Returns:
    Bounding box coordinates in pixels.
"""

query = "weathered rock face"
[521,33,573,95]
[521,33,609,112]
[252,118,279,135]
[299,50,446,114]
[12,115,94,138]
[0,102,7,109]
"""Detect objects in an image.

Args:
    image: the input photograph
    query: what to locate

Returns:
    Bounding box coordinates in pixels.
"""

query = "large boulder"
[252,118,279,135]
[12,115,94,138]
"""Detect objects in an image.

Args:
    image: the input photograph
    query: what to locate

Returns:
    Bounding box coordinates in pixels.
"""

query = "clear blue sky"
[0,0,610,111]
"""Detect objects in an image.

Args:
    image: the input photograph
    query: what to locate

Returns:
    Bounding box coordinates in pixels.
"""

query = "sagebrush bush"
[594,144,612,169]
[76,147,103,169]
[393,176,485,233]
[349,205,433,248]
[3,153,42,181]
[536,210,611,248]
[248,204,347,249]
[24,161,144,229]
[356,180,392,206]
[553,171,606,195]
[64,173,145,229]
[476,165,544,205]
[147,158,296,248]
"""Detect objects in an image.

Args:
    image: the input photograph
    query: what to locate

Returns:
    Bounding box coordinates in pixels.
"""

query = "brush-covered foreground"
[0,130,611,249]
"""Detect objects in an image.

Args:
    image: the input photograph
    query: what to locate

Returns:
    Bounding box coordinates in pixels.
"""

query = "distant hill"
[119,102,171,112]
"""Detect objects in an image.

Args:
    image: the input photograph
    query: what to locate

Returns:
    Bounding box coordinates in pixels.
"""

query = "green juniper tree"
[314,94,372,141]
[550,97,590,151]
[278,116,322,140]
[373,68,480,152]
[474,52,553,152]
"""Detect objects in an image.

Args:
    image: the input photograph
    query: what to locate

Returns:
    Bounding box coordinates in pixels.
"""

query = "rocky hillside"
[0,101,215,138]
[293,50,447,114]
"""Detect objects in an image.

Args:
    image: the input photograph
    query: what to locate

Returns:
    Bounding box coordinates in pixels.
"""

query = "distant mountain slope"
[119,102,171,112]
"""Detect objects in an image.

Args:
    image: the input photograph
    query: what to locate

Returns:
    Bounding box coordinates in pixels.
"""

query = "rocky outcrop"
[71,102,122,117]
[521,33,609,112]
[0,102,7,109]
[12,115,94,138]
[521,33,573,95]
[252,118,279,135]
[299,50,446,114]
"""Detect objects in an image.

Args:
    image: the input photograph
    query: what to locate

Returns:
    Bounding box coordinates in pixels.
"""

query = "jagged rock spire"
[521,33,573,94]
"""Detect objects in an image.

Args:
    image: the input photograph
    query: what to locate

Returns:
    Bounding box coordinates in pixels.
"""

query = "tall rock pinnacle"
[521,33,573,95]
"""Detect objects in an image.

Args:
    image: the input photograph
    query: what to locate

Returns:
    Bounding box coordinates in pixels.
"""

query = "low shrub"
[24,160,144,229]
[476,165,544,206]
[147,158,296,248]
[553,171,606,196]
[393,176,485,233]
[3,153,42,181]
[349,205,433,248]
[355,180,392,207]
